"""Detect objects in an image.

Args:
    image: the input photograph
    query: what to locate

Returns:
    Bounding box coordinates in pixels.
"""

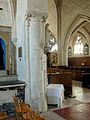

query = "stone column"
[24,11,47,112]
[11,17,17,74]
[39,15,48,112]
[24,12,31,105]
[55,0,63,66]
[57,9,62,65]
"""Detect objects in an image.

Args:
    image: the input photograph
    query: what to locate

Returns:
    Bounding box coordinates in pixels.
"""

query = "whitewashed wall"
[16,0,27,81]
[0,0,12,26]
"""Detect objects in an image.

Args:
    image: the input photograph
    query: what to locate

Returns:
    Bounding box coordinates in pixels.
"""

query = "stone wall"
[46,0,57,40]
[0,0,12,26]
[16,0,27,80]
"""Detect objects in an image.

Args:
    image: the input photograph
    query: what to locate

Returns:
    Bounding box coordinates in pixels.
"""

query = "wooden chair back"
[21,103,45,120]
[13,96,45,120]
[0,112,8,120]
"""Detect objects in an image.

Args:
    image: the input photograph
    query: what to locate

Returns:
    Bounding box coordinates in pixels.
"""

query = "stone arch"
[79,28,90,54]
[63,14,90,65]
[10,0,17,22]
[47,0,57,40]
[9,0,17,74]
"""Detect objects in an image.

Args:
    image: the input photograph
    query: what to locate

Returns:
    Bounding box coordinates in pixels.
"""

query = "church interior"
[0,0,90,119]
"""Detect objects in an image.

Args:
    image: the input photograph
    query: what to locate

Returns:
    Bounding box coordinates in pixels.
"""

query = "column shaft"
[24,12,47,112]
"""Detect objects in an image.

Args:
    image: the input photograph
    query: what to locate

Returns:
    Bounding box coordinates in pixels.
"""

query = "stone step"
[0,75,18,82]
[0,70,7,76]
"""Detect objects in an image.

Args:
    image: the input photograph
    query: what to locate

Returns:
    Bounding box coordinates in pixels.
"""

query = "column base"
[68,94,76,98]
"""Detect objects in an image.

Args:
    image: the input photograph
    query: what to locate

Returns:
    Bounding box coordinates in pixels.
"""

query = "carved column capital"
[11,38,17,46]
[25,11,31,20]
[25,10,47,22]
[24,11,31,27]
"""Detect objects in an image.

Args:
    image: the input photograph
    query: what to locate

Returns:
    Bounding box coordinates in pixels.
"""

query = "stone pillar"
[40,16,48,112]
[10,38,17,74]
[55,0,63,66]
[24,11,47,112]
[57,9,63,65]
[24,13,31,105]
[11,18,17,74]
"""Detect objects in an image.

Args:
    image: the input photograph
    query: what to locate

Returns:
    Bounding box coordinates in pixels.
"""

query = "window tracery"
[74,36,83,55]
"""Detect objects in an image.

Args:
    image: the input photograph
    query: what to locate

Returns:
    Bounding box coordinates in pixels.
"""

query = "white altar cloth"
[47,84,64,107]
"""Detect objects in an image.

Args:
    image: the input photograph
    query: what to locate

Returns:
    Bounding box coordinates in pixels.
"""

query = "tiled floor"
[48,80,90,109]
[43,80,90,120]
[53,103,90,120]
[72,80,90,103]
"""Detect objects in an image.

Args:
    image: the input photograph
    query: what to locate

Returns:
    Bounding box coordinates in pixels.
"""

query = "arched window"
[84,43,89,55]
[68,46,72,56]
[74,36,83,54]
[50,43,58,52]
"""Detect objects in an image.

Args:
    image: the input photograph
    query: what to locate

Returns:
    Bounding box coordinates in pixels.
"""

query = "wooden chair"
[34,113,45,120]
[20,103,45,120]
[0,112,8,120]
[13,96,34,120]
[13,96,45,120]
[21,103,35,120]
[13,96,22,120]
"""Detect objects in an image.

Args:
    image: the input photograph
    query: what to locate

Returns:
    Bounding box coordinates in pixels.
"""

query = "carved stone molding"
[25,10,47,22]
[54,0,63,9]
[11,38,17,46]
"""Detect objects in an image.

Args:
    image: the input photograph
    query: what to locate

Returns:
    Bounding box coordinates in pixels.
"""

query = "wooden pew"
[47,69,73,96]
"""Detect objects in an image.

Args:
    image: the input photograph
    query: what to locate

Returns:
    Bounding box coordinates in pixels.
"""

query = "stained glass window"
[74,36,83,54]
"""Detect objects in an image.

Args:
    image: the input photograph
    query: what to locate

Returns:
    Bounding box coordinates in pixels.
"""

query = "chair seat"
[0,112,7,120]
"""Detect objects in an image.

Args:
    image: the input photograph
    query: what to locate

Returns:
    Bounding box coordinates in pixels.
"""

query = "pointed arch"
[63,14,90,65]
[9,0,16,24]
[64,14,90,48]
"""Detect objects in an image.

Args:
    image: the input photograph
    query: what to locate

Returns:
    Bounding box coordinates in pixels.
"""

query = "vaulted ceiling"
[83,22,90,35]
[0,0,90,38]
